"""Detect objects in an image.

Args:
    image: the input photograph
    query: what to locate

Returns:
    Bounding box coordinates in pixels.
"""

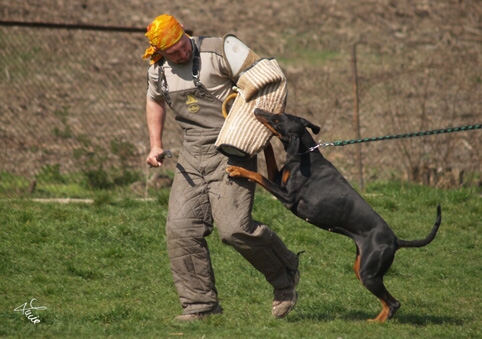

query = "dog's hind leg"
[363,277,400,322]
[353,246,361,281]
[358,247,401,322]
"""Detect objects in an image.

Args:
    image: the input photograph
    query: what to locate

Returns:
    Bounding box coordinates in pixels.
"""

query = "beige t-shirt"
[147,37,233,104]
[146,35,260,103]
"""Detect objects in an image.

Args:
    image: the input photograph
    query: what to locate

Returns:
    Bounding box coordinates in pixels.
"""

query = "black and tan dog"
[226,109,441,322]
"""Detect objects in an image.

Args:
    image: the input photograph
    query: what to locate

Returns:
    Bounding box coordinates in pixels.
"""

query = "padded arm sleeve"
[223,34,260,80]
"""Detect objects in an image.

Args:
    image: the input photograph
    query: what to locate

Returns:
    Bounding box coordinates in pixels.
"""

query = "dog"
[226,108,441,322]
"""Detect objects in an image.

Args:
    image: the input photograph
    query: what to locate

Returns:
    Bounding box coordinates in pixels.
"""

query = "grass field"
[1,181,481,338]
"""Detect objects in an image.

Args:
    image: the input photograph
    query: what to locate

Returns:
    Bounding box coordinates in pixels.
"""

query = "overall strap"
[192,36,207,95]
[156,59,172,107]
[156,36,209,108]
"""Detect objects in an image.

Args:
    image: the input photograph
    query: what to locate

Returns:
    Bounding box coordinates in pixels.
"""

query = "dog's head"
[254,108,320,144]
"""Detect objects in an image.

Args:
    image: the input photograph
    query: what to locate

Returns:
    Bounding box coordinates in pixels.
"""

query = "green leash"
[309,123,482,151]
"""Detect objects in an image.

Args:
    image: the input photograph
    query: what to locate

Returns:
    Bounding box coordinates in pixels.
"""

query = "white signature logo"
[14,298,47,324]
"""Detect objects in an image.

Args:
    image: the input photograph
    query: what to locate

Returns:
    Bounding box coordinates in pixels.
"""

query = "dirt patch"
[1,1,481,188]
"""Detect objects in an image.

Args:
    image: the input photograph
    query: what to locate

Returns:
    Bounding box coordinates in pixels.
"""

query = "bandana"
[142,14,184,64]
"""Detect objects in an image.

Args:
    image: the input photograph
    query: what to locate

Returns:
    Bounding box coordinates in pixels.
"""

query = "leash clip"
[309,141,335,151]
[300,140,335,155]
[320,141,335,148]
[307,144,321,152]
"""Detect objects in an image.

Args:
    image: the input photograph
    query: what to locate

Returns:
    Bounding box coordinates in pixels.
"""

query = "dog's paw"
[226,166,242,177]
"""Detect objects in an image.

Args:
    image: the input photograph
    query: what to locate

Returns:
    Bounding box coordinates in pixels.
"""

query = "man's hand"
[147,148,173,168]
[147,147,164,168]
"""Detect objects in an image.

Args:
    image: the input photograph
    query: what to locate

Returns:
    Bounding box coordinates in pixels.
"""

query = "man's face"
[157,34,192,65]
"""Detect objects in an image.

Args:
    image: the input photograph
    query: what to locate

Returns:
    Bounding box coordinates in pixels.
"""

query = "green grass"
[0,169,152,200]
[1,182,481,338]
[277,49,343,66]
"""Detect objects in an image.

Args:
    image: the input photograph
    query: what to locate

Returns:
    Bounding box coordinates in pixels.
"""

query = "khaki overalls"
[148,37,299,315]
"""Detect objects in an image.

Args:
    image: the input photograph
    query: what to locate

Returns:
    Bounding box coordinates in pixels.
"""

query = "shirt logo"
[186,95,200,113]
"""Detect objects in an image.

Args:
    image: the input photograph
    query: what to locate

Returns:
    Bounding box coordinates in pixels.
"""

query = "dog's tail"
[397,204,442,248]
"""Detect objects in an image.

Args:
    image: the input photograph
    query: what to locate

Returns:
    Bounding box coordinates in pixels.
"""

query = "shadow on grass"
[288,309,370,323]
[394,313,466,326]
[289,309,465,326]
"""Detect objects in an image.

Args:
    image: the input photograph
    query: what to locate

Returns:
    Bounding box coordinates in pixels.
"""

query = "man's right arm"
[146,97,167,167]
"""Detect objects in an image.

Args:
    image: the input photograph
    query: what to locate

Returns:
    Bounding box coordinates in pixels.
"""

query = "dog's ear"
[309,124,321,135]
[300,117,321,134]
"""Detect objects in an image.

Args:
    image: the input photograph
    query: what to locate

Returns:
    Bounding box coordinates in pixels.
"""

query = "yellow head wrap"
[142,14,184,64]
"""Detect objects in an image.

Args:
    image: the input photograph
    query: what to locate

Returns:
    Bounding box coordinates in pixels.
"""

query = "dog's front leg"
[263,142,279,181]
[285,134,300,162]
[226,166,293,206]
[226,166,262,184]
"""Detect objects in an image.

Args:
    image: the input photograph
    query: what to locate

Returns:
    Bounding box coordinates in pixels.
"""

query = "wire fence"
[1,21,481,199]
[282,42,482,189]
[0,22,184,198]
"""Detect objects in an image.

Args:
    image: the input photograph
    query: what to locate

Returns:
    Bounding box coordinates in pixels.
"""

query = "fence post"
[351,43,364,191]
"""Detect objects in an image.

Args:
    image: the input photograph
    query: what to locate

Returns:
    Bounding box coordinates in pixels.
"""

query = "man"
[143,14,299,321]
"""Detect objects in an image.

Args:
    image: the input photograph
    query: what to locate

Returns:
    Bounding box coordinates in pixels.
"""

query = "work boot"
[272,270,300,319]
[174,305,223,322]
